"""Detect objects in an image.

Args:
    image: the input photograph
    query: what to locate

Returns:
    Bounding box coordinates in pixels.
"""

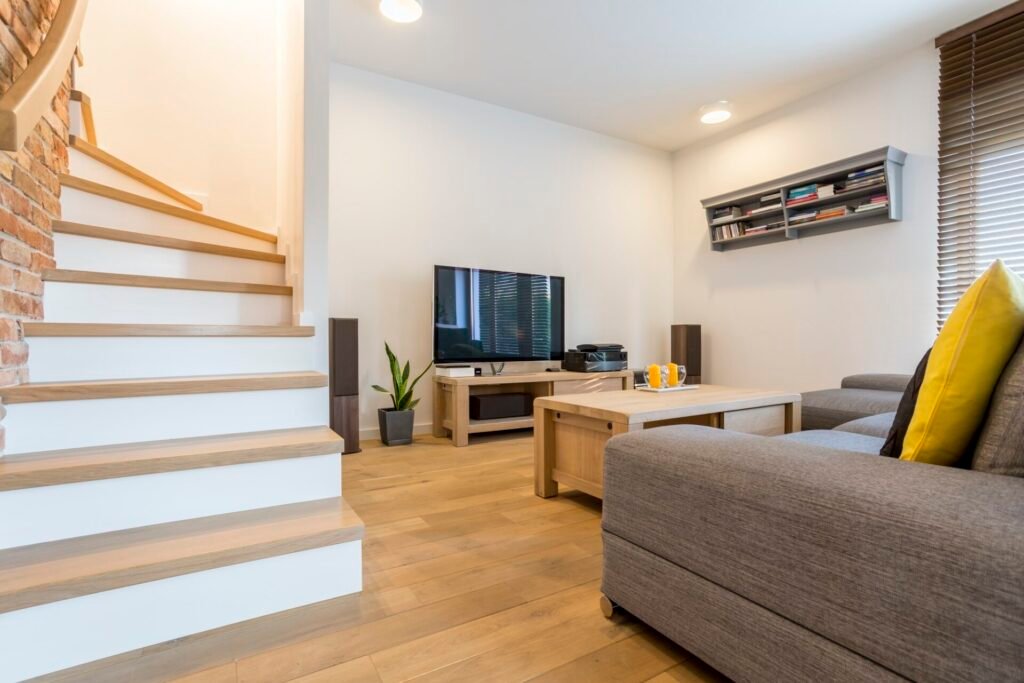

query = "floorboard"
[41,434,727,682]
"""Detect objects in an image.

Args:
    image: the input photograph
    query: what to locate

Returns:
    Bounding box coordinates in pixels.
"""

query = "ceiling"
[330,0,1006,151]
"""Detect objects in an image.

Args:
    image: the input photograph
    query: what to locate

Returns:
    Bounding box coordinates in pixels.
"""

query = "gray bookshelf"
[700,146,907,252]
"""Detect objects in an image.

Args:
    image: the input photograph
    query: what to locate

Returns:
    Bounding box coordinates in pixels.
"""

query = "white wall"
[329,65,674,436]
[77,0,279,230]
[672,44,939,393]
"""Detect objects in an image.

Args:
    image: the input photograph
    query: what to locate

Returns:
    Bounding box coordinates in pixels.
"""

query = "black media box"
[469,393,532,421]
[562,344,628,372]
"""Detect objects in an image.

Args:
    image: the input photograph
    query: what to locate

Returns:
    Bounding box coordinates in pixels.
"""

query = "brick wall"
[0,0,70,393]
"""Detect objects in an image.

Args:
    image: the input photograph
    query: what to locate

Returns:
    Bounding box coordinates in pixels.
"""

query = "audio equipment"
[329,318,361,454]
[671,324,702,384]
[469,393,532,421]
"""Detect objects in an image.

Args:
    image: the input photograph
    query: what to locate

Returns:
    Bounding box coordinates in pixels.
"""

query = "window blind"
[937,8,1024,326]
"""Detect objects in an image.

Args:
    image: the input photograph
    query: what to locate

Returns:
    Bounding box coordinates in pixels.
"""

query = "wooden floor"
[46,434,728,683]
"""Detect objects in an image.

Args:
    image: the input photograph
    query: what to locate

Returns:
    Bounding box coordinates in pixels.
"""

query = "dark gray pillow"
[879,349,930,458]
[971,340,1024,477]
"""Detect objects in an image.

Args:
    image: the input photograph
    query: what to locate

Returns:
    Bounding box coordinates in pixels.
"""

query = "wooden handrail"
[0,0,89,151]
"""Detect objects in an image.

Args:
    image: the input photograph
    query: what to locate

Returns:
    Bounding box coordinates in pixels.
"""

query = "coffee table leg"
[785,401,801,433]
[534,407,558,498]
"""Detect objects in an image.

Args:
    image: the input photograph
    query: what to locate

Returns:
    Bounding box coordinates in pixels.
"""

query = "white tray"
[637,385,699,393]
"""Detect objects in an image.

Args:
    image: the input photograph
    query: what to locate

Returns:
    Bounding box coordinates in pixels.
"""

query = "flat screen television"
[433,265,565,363]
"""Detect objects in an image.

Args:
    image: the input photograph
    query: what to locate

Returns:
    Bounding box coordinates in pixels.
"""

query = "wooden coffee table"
[533,385,801,499]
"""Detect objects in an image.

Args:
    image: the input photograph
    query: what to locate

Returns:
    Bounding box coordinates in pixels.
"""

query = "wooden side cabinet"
[433,370,633,447]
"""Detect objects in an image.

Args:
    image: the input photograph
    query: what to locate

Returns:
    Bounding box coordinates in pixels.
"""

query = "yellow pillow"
[902,260,1024,466]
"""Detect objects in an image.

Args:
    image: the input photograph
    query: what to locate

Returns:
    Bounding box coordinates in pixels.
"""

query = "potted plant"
[372,342,433,446]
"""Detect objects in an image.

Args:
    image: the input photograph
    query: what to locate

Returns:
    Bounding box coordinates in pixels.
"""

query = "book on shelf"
[840,176,886,192]
[854,194,889,212]
[848,165,884,180]
[712,206,742,220]
[760,192,782,203]
[788,183,817,197]
[817,183,835,198]
[815,207,848,221]
[789,210,817,224]
[786,194,818,207]
[746,203,783,216]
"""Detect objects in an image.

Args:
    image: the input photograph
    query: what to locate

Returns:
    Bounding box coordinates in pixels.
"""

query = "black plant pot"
[378,408,414,446]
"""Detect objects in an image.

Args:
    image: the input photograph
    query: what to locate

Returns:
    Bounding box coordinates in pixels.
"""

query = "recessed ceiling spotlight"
[700,101,732,125]
[380,0,423,23]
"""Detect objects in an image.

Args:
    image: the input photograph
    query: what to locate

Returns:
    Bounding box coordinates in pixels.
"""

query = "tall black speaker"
[670,324,701,384]
[329,318,361,454]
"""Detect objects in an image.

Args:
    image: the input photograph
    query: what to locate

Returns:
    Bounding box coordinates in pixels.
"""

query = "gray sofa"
[801,373,909,431]
[601,350,1024,681]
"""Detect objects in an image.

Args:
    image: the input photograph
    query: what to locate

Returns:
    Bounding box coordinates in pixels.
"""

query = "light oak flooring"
[46,433,728,683]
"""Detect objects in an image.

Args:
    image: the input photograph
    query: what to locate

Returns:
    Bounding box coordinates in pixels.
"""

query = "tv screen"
[433,265,565,363]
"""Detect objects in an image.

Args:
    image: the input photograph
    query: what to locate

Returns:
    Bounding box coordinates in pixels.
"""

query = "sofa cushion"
[835,412,896,439]
[800,387,902,431]
[903,260,1024,466]
[972,339,1024,477]
[841,374,912,393]
[602,425,1024,682]
[880,349,931,458]
[777,429,885,454]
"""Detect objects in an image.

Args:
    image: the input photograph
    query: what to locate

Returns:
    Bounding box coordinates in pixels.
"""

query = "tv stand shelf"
[433,370,633,447]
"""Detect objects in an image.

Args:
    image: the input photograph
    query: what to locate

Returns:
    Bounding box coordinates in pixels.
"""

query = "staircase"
[0,97,362,680]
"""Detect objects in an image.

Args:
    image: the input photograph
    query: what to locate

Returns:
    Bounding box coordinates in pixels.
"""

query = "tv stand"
[433,370,633,447]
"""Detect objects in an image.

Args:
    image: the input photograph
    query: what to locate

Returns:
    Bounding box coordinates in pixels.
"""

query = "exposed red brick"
[0,237,31,266]
[0,4,67,389]
[0,317,18,341]
[13,268,42,295]
[2,289,42,317]
[0,340,28,365]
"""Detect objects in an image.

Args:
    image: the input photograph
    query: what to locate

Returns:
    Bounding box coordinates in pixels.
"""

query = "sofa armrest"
[603,426,1024,682]
[840,373,911,392]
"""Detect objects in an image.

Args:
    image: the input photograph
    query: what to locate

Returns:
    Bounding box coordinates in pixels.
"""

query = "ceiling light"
[380,0,422,23]
[700,101,732,125]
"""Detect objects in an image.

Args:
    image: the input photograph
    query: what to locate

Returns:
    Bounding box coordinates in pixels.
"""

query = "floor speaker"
[671,324,702,384]
[329,318,361,454]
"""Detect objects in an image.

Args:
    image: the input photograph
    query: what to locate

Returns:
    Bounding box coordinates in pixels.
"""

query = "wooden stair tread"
[69,135,203,211]
[0,371,328,404]
[0,497,364,613]
[54,220,284,263]
[60,174,277,244]
[42,268,292,295]
[23,323,313,337]
[0,426,343,492]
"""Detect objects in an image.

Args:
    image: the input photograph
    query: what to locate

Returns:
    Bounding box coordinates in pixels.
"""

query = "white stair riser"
[28,336,314,382]
[69,147,198,209]
[60,186,277,253]
[0,456,341,549]
[0,541,362,682]
[3,387,329,454]
[54,232,285,284]
[43,281,292,325]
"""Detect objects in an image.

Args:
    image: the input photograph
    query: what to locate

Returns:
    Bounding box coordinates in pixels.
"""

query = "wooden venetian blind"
[937,7,1024,326]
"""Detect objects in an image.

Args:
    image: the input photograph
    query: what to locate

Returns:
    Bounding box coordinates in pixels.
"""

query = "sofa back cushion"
[841,374,912,393]
[972,339,1024,477]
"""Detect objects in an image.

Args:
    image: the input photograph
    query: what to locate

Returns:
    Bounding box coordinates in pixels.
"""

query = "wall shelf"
[700,146,907,252]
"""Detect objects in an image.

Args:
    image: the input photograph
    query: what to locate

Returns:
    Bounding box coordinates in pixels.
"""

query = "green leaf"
[406,360,434,397]
[407,398,420,411]
[371,385,390,394]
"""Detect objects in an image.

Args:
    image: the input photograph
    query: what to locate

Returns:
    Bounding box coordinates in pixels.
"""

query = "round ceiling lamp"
[699,101,733,125]
[380,0,423,23]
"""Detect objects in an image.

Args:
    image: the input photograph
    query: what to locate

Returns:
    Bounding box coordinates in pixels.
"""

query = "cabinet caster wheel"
[600,594,619,619]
